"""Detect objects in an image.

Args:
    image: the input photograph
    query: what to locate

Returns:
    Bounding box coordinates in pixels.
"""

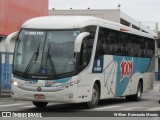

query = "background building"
[0,0,48,36]
[0,0,48,52]
[0,0,48,96]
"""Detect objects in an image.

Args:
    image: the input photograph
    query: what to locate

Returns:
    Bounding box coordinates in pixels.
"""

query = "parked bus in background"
[6,16,155,108]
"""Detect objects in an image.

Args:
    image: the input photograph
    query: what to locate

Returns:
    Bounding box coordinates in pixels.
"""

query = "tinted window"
[95,27,154,59]
[79,26,96,66]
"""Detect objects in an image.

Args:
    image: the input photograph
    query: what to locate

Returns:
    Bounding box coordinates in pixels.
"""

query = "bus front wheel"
[85,83,100,108]
[32,101,48,108]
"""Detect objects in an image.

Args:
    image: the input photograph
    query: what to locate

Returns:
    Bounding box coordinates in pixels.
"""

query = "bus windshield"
[13,29,80,76]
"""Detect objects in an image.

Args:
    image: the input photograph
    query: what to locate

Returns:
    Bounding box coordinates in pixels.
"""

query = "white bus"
[7,16,155,108]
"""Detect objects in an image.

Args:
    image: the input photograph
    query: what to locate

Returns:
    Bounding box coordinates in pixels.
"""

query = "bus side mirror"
[74,32,90,52]
[5,32,18,52]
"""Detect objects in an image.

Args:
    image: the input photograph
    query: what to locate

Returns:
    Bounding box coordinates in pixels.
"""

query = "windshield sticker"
[25,31,44,36]
[73,32,78,37]
[41,68,47,75]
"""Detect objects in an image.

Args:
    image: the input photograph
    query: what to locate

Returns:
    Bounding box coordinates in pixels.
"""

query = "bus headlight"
[12,80,22,86]
[13,81,18,86]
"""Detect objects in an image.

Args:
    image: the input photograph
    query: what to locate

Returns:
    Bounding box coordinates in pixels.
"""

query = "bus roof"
[22,16,154,39]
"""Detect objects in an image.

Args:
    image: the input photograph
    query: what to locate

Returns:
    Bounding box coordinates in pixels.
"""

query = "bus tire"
[32,101,48,108]
[85,83,100,108]
[126,81,142,101]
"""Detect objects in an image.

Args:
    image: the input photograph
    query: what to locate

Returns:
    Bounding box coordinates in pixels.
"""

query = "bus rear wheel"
[126,82,142,101]
[85,83,100,108]
[32,101,48,108]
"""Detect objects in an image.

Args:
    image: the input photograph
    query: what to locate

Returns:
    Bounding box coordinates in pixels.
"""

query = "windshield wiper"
[45,43,56,74]
[23,43,40,77]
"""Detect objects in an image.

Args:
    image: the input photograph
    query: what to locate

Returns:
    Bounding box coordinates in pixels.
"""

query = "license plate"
[34,94,45,99]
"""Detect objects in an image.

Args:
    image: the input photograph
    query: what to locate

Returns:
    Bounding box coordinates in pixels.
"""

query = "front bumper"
[12,84,78,103]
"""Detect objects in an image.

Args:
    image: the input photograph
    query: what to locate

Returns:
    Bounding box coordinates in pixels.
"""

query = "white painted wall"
[49,9,120,23]
[0,39,6,52]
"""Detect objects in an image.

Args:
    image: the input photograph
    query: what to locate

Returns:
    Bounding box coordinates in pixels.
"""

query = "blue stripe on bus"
[13,75,71,87]
[45,77,71,87]
[114,56,151,96]
[92,55,151,96]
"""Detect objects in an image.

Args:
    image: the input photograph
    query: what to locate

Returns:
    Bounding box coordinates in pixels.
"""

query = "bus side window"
[79,36,94,66]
